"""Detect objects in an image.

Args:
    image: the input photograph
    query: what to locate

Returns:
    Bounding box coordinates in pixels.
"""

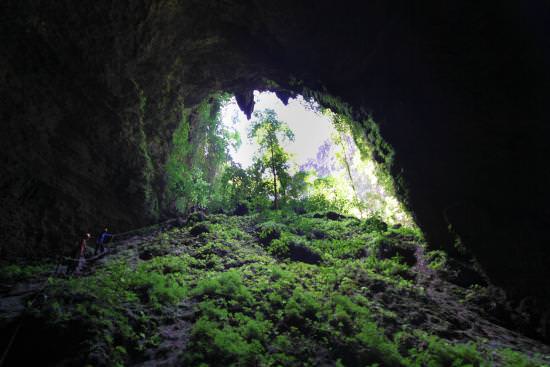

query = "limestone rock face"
[0,1,547,321]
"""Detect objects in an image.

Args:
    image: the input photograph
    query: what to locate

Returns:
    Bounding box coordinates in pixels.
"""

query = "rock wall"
[1,0,548,333]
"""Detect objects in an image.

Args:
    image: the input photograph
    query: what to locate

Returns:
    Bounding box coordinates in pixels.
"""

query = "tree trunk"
[270,143,278,209]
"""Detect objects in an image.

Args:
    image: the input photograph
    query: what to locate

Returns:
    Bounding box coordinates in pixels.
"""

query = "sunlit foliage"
[248,109,295,209]
[165,95,239,213]
[165,94,412,227]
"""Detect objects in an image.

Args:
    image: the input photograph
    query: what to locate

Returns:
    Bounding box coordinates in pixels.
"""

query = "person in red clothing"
[79,233,91,257]
[68,233,91,274]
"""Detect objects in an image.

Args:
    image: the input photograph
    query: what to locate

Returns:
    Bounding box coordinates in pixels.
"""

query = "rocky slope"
[1,212,549,366]
[1,2,548,329]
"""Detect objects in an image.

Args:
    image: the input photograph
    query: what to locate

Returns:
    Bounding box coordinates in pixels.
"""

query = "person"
[95,227,113,255]
[79,233,91,257]
[66,233,91,274]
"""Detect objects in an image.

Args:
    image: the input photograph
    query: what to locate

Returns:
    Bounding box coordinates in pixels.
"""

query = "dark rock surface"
[288,243,322,265]
[312,212,346,221]
[189,223,210,237]
[258,227,281,246]
[233,203,250,216]
[185,211,207,226]
[307,229,327,240]
[0,0,548,339]
[376,240,417,267]
[439,258,488,288]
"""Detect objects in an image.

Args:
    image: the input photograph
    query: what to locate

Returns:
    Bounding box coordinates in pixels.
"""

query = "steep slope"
[1,212,548,366]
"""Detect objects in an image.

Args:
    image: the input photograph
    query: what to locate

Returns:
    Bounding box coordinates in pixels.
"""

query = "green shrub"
[190,317,265,365]
[267,231,302,258]
[499,348,543,367]
[284,288,321,324]
[0,263,51,282]
[405,331,485,367]
[40,255,191,365]
[355,321,403,367]
[191,270,253,304]
[257,220,285,245]
[310,238,366,259]
[209,223,247,242]
[363,216,388,232]
[426,250,447,271]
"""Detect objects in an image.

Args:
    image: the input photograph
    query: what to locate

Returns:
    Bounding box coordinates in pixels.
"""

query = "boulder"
[376,240,417,266]
[186,211,207,225]
[440,258,487,288]
[363,217,388,232]
[307,229,327,240]
[312,211,346,221]
[234,203,249,216]
[190,223,210,237]
[288,243,322,265]
[259,226,281,246]
[326,211,346,221]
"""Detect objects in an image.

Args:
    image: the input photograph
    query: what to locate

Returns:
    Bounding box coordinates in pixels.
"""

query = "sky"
[221,91,334,169]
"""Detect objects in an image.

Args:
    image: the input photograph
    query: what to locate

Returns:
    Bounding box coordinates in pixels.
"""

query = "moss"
[130,79,160,220]
[24,211,547,366]
[403,331,486,367]
[0,262,51,283]
[36,254,191,365]
[499,348,545,367]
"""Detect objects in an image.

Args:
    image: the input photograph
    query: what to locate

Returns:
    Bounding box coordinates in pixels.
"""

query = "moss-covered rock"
[190,223,210,237]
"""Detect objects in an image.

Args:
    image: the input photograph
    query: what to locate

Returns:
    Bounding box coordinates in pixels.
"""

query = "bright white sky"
[221,91,334,169]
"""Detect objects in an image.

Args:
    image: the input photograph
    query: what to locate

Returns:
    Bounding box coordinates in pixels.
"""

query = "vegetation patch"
[5,212,547,366]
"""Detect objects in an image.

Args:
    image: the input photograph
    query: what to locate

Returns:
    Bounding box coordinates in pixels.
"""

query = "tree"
[249,109,294,209]
[332,116,365,217]
[166,94,239,213]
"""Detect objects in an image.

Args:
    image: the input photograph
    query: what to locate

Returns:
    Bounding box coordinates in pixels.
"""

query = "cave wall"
[0,0,265,256]
[1,0,547,323]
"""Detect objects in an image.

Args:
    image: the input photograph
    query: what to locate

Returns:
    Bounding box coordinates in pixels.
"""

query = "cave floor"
[1,212,549,366]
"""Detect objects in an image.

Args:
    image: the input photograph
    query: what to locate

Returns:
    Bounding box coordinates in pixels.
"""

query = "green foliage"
[211,163,252,210]
[40,254,191,364]
[404,331,486,367]
[363,216,388,232]
[26,212,546,366]
[130,79,159,220]
[188,99,415,230]
[295,175,351,214]
[165,108,192,211]
[249,109,294,209]
[257,220,285,245]
[426,250,447,271]
[191,270,253,304]
[267,231,295,257]
[0,262,51,282]
[186,312,270,366]
[165,95,238,213]
[284,288,321,322]
[499,348,544,367]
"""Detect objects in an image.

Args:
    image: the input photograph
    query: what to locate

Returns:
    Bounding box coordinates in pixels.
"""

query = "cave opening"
[1,1,548,365]
[164,90,412,226]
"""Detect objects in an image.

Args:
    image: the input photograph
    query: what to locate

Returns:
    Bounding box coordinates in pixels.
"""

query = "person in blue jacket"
[95,227,113,255]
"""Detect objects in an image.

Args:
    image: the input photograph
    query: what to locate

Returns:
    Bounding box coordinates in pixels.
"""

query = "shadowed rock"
[190,224,210,237]
[288,243,322,265]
